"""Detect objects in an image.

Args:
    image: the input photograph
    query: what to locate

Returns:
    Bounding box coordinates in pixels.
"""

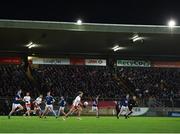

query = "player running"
[115,100,121,119]
[58,96,66,119]
[126,96,137,118]
[92,95,99,118]
[65,91,83,120]
[23,92,31,117]
[41,91,57,118]
[8,89,24,119]
[33,94,43,117]
[118,96,129,119]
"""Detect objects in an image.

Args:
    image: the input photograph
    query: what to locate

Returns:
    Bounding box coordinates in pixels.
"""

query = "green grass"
[0,116,180,133]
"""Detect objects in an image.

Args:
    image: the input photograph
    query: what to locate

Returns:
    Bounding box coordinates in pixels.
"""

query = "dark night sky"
[0,0,180,25]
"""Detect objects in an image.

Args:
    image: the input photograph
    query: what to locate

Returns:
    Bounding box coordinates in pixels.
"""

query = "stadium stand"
[0,65,33,97]
[1,64,180,115]
[31,65,124,99]
[117,67,180,99]
[0,64,180,100]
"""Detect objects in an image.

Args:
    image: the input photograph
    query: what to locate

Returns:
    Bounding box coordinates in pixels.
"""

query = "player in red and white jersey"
[23,92,31,117]
[65,91,83,120]
[33,94,43,116]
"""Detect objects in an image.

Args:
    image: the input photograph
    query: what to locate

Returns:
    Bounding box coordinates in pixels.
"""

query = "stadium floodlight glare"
[112,45,125,52]
[133,37,143,42]
[77,19,82,25]
[131,34,143,42]
[113,47,124,52]
[28,44,37,49]
[26,42,33,47]
[132,34,139,40]
[168,20,176,28]
[112,45,119,50]
[113,47,120,52]
[26,42,38,49]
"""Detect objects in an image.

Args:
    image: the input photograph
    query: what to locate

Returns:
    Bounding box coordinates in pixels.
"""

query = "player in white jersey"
[65,91,83,120]
[33,94,43,117]
[23,92,31,117]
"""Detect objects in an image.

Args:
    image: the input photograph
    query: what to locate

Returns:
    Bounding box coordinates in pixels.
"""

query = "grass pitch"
[0,116,180,133]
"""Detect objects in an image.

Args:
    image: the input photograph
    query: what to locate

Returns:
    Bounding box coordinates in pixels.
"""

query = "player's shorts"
[25,103,31,110]
[73,105,78,110]
[46,104,53,111]
[12,103,22,109]
[92,106,98,111]
[34,103,41,110]
[116,105,120,111]
[72,104,81,110]
[59,106,65,111]
[120,106,128,112]
[128,106,133,111]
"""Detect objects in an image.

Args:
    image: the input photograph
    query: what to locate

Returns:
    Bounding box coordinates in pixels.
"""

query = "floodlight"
[168,20,176,28]
[77,19,82,25]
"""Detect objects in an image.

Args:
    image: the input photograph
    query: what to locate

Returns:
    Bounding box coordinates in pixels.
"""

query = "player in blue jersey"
[126,96,137,118]
[8,89,24,119]
[115,100,121,119]
[58,96,66,120]
[92,95,99,118]
[41,91,57,118]
[118,96,129,119]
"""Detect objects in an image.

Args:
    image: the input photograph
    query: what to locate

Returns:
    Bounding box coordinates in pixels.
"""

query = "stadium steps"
[25,66,35,81]
[113,76,134,96]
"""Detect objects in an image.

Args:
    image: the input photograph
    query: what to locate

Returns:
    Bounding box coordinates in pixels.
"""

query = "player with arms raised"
[8,89,24,119]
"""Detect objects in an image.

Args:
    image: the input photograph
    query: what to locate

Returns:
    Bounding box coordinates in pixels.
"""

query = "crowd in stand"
[1,63,180,115]
[1,64,180,114]
[0,65,34,115]
[1,64,180,100]
[0,65,33,97]
[117,67,180,99]
[32,65,124,99]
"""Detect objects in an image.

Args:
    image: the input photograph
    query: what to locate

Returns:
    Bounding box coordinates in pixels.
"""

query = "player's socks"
[52,110,57,117]
[128,111,133,116]
[23,114,27,118]
[117,115,119,119]
[8,115,10,119]
[65,114,69,118]
[39,112,42,117]
[62,117,66,121]
[124,115,128,119]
